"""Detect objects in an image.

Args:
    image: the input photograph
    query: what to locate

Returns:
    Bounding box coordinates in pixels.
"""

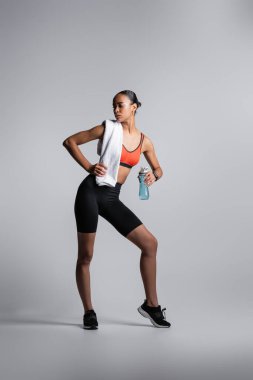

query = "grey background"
[1,0,252,379]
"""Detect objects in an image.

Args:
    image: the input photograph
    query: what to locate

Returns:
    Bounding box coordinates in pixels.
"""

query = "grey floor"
[1,306,252,380]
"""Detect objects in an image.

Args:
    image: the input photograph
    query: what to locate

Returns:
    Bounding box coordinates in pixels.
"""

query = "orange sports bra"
[119,132,144,169]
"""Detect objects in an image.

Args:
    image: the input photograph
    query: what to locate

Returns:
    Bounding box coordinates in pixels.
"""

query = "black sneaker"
[137,299,171,328]
[83,309,98,330]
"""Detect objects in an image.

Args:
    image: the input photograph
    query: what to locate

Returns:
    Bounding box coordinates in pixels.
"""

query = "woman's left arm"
[142,135,163,186]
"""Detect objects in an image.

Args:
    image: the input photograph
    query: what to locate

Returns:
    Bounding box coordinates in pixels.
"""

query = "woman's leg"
[74,175,99,313]
[98,192,159,308]
[76,232,96,312]
[126,224,159,307]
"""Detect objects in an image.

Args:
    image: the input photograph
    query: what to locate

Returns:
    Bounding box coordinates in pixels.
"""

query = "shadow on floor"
[0,316,152,328]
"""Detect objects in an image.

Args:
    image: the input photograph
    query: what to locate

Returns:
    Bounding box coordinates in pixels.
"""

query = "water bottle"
[138,166,149,200]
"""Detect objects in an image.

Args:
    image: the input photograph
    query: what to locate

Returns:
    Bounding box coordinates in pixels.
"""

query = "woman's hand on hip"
[89,162,107,176]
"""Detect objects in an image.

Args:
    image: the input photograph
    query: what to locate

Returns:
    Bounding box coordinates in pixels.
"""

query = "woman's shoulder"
[95,121,106,140]
[140,131,150,143]
[140,132,154,153]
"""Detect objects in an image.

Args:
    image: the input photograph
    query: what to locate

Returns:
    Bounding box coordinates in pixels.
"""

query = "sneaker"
[83,309,98,330]
[137,299,171,328]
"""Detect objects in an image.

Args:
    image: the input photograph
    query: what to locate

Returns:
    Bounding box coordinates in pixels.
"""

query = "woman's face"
[112,94,137,122]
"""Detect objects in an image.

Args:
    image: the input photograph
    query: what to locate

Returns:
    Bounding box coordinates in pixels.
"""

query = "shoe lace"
[152,307,167,321]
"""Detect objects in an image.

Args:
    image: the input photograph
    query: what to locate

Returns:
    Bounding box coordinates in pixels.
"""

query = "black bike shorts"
[74,174,143,237]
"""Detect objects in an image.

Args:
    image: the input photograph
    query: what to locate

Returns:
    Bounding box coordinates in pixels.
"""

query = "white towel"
[96,119,123,187]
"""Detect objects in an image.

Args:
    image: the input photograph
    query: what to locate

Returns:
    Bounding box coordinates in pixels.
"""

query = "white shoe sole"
[83,325,98,330]
[137,306,171,328]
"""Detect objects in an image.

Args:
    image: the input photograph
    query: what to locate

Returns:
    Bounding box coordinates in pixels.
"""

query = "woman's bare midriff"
[117,165,132,185]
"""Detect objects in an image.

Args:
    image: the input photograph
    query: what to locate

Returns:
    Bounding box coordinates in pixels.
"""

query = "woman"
[63,90,171,329]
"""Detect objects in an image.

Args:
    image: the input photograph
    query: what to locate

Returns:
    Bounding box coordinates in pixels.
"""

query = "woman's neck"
[121,119,137,134]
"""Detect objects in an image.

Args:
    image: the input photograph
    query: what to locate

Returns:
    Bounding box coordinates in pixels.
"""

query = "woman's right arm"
[62,124,107,176]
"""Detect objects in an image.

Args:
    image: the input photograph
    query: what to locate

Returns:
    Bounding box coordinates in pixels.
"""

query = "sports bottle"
[138,167,149,200]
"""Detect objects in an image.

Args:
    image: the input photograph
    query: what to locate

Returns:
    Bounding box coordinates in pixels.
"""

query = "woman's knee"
[142,235,158,256]
[136,232,158,257]
[77,248,94,265]
[126,225,158,254]
[77,232,96,265]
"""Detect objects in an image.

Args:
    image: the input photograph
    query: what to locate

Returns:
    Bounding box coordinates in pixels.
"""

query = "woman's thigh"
[98,199,143,238]
[74,176,100,262]
[74,175,99,234]
[99,198,157,253]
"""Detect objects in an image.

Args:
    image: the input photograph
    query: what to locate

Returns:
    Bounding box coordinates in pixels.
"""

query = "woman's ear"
[132,104,137,113]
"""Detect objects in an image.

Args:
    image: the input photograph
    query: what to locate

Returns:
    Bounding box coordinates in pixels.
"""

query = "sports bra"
[119,132,144,169]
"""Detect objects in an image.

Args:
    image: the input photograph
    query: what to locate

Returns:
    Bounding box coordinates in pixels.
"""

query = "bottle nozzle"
[139,166,149,174]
